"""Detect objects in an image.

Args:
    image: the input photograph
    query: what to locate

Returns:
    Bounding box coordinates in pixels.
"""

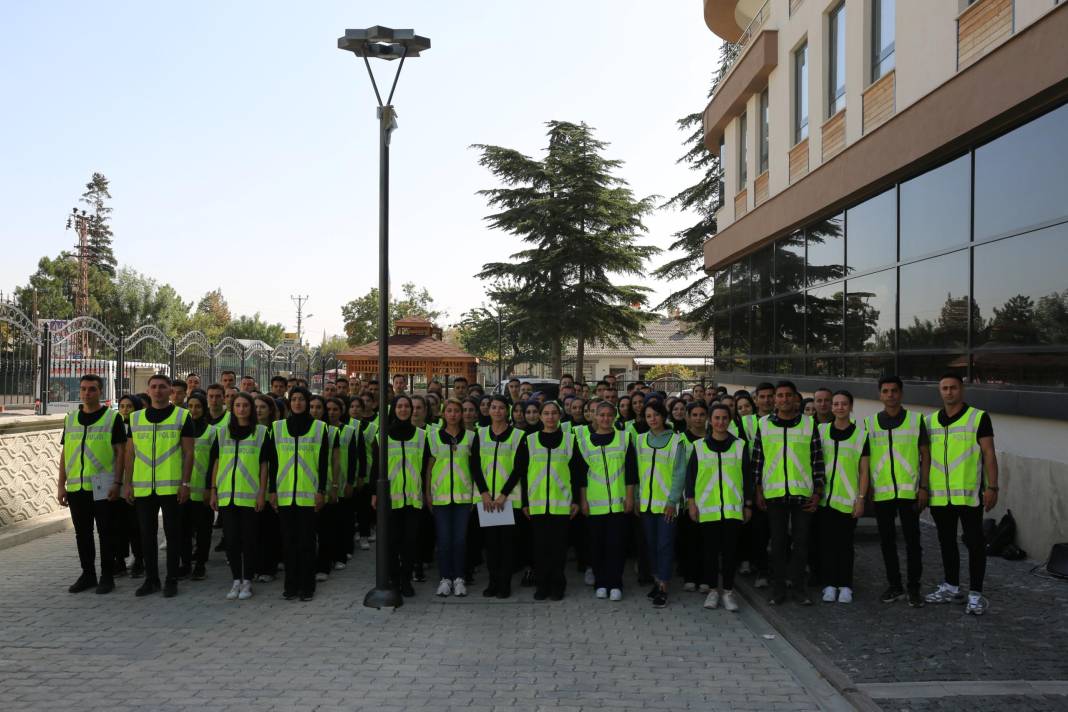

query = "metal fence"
[0,298,340,414]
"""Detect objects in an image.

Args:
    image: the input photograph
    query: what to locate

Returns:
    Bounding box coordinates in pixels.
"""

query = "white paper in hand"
[476,502,515,527]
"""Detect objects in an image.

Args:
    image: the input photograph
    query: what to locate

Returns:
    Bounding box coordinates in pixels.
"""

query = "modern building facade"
[700,0,1068,557]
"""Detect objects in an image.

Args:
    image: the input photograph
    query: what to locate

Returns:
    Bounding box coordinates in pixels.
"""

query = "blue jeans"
[433,503,470,580]
[641,511,676,584]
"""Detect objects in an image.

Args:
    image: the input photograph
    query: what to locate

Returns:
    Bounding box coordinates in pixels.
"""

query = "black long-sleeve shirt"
[510,429,585,509]
[684,432,754,501]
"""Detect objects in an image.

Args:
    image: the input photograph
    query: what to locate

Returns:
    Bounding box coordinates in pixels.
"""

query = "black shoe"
[647,584,660,599]
[521,569,535,587]
[191,563,206,581]
[483,586,499,598]
[113,560,128,576]
[283,590,298,600]
[550,589,565,601]
[176,566,191,581]
[793,591,813,606]
[400,581,415,597]
[652,591,667,608]
[768,591,788,606]
[533,588,549,601]
[413,565,426,583]
[162,579,178,598]
[95,577,115,595]
[68,574,97,593]
[300,591,314,602]
[135,579,161,597]
[496,586,511,599]
[907,587,924,608]
[130,559,145,578]
[881,585,905,603]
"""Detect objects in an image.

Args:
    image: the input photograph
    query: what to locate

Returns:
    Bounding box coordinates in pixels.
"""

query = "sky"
[0,0,722,343]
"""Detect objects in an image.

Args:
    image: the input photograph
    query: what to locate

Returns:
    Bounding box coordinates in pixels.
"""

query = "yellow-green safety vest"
[385,427,426,509]
[728,414,760,455]
[759,415,816,499]
[273,419,325,507]
[428,428,474,506]
[693,437,747,522]
[476,425,525,508]
[577,429,628,516]
[819,422,866,514]
[927,407,986,507]
[634,430,684,513]
[361,418,378,480]
[865,411,921,501]
[526,430,574,515]
[189,423,217,502]
[335,423,356,495]
[216,424,267,507]
[130,407,188,497]
[63,408,118,492]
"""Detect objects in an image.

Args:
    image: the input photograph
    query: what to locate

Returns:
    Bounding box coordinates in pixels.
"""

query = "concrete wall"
[0,415,65,528]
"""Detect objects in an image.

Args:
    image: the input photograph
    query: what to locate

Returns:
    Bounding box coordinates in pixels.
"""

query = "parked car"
[492,377,560,401]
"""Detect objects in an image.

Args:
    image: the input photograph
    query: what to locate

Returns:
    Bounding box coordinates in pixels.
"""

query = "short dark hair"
[755,382,775,394]
[709,403,732,419]
[596,380,609,388]
[80,374,104,388]
[813,386,833,396]
[148,373,172,386]
[877,375,904,391]
[221,370,236,377]
[833,389,854,405]
[643,398,669,422]
[938,372,965,385]
[507,378,520,385]
[453,376,468,384]
[240,375,254,381]
[686,400,708,414]
[775,380,798,395]
[561,373,574,381]
[171,379,187,390]
[336,377,348,384]
[271,375,288,386]
[206,383,224,394]
[186,372,199,378]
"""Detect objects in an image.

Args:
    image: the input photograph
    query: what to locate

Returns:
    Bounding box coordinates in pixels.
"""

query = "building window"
[759,89,770,173]
[794,42,809,143]
[846,187,897,274]
[738,112,748,188]
[828,3,846,116]
[871,0,895,82]
[717,134,726,210]
[900,153,970,260]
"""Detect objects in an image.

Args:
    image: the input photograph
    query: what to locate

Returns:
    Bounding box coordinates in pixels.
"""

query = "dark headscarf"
[286,386,314,434]
[388,395,416,439]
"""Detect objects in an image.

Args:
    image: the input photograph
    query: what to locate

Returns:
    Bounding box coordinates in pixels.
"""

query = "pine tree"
[79,173,117,277]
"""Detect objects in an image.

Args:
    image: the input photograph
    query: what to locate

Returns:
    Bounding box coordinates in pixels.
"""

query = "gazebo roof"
[338,333,476,361]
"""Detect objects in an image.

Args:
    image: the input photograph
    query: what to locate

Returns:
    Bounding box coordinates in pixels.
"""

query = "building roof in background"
[565,319,711,359]
[338,334,477,361]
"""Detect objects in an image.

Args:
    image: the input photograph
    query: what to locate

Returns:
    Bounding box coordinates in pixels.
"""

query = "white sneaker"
[359,538,370,551]
[595,587,608,599]
[453,577,467,597]
[315,572,329,583]
[925,582,964,604]
[722,590,739,612]
[334,561,346,570]
[738,561,752,575]
[584,568,596,586]
[822,586,838,603]
[435,578,452,597]
[703,590,720,609]
[965,592,989,615]
[368,531,377,543]
[159,541,167,551]
[226,580,241,600]
[698,583,711,594]
[238,580,253,600]
[609,588,623,602]
[837,587,854,604]
[683,581,697,593]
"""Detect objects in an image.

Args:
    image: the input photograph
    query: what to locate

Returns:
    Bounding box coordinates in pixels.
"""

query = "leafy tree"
[101,267,191,337]
[988,294,1038,345]
[225,313,286,344]
[1036,289,1068,345]
[455,287,552,377]
[318,334,350,355]
[14,254,113,321]
[341,282,442,346]
[474,121,658,377]
[78,173,118,277]
[189,288,232,341]
[644,363,697,381]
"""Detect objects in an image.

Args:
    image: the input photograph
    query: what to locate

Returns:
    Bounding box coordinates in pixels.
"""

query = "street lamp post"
[496,305,503,387]
[338,25,431,610]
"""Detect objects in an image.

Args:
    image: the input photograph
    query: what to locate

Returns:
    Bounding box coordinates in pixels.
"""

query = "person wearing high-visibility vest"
[269,387,329,602]
[577,401,637,602]
[114,394,145,578]
[752,381,825,606]
[424,397,476,598]
[326,397,360,572]
[410,394,436,584]
[675,400,709,594]
[253,394,283,583]
[58,374,127,595]
[308,395,342,584]
[180,392,217,582]
[371,395,430,598]
[204,383,230,429]
[209,393,272,601]
[685,403,753,612]
[472,395,526,598]
[514,400,583,600]
[123,374,196,598]
[866,375,930,608]
[746,382,776,591]
[924,374,999,615]
[817,391,869,605]
[355,394,377,550]
[634,399,686,609]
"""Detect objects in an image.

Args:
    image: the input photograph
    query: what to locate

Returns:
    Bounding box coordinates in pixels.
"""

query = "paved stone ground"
[0,526,839,712]
[736,519,1068,712]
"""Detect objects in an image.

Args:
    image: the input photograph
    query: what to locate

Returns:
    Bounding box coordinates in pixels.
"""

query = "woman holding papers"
[424,397,476,598]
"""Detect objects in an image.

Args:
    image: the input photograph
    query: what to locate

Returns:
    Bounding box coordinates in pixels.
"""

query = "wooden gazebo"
[337,317,478,384]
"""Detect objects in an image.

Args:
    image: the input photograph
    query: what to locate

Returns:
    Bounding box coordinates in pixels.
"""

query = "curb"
[0,511,72,552]
[735,576,883,712]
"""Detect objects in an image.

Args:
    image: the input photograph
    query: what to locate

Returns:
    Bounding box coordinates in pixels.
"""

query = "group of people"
[58,368,999,615]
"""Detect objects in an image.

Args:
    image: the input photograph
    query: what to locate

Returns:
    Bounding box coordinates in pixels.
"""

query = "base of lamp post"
[363,585,404,610]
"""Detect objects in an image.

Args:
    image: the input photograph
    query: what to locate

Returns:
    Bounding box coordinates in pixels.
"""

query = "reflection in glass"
[807,213,845,286]
[900,154,970,259]
[751,357,773,374]
[776,232,805,293]
[751,302,774,355]
[776,357,803,375]
[776,294,805,354]
[973,223,1068,348]
[899,354,966,383]
[975,103,1068,240]
[847,188,896,274]
[714,311,731,357]
[972,352,1068,388]
[846,269,896,352]
[807,356,843,378]
[732,307,751,355]
[899,250,970,349]
[731,257,751,305]
[847,355,895,380]
[750,245,774,300]
[713,269,730,312]
[807,284,844,352]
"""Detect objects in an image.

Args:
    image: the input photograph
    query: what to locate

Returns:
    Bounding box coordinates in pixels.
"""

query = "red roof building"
[338,317,478,383]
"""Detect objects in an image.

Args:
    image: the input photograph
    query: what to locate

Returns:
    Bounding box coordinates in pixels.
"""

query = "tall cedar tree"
[474,121,658,378]
[79,173,118,277]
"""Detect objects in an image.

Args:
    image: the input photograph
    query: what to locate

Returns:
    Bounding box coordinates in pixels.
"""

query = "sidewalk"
[735,519,1068,712]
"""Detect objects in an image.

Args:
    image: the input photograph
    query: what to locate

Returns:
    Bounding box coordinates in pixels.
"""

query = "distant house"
[337,317,478,385]
[562,318,713,382]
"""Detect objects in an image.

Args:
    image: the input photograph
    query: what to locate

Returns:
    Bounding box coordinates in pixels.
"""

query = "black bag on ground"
[984,509,1018,556]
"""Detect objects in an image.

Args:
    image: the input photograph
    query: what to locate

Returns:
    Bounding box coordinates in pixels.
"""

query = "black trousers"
[588,512,627,590]
[257,505,281,576]
[135,493,182,584]
[111,498,141,563]
[818,507,857,588]
[874,499,923,589]
[700,519,741,590]
[316,503,335,574]
[483,522,515,591]
[515,511,533,571]
[568,512,589,571]
[388,506,420,585]
[931,504,986,592]
[766,498,813,596]
[747,506,771,574]
[531,514,569,596]
[417,506,435,565]
[179,500,213,569]
[278,505,317,596]
[222,505,258,580]
[355,483,373,538]
[68,489,114,579]
[466,507,483,576]
[676,509,702,584]
[338,494,356,558]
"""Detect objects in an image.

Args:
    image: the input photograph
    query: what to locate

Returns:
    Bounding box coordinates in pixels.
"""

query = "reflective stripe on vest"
[386,428,426,509]
[477,425,524,508]
[577,429,627,515]
[927,407,984,507]
[63,409,117,492]
[130,408,188,496]
[336,424,356,494]
[216,424,267,507]
[865,412,920,501]
[818,422,866,514]
[635,431,683,513]
[527,431,574,515]
[428,428,474,505]
[693,438,746,522]
[759,415,815,499]
[189,424,217,502]
[273,419,324,507]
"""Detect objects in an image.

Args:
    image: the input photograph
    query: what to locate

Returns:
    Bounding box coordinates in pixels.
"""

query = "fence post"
[170,339,177,378]
[321,355,327,392]
[209,343,216,384]
[117,331,125,403]
[39,328,50,415]
[240,346,247,381]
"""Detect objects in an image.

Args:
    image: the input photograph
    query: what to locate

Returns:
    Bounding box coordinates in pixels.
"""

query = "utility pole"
[291,295,309,346]
[65,208,91,356]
